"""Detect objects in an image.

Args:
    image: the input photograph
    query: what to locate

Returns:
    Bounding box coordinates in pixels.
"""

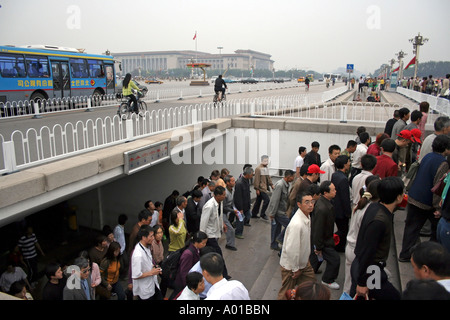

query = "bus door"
[51,61,71,98]
[104,63,115,95]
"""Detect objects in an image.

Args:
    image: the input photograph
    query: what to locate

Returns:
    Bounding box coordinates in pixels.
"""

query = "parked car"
[145,78,163,84]
[297,77,305,83]
[273,78,285,83]
[241,78,258,84]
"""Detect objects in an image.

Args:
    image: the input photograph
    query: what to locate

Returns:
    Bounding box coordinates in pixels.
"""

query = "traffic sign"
[346,64,354,73]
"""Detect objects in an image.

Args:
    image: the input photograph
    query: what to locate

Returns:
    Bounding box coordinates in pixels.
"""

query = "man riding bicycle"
[214,74,227,100]
[122,73,142,115]
[305,76,310,90]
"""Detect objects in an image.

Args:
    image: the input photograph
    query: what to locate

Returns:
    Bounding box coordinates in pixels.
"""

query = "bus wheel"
[92,90,103,107]
[30,92,47,114]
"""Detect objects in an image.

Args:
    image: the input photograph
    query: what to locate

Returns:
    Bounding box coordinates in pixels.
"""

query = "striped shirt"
[18,233,38,259]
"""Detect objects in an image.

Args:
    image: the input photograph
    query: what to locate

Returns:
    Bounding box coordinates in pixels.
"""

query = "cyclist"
[122,73,142,115]
[304,76,310,90]
[214,74,227,101]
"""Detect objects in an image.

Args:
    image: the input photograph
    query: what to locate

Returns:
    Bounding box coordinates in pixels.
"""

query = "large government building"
[111,49,274,75]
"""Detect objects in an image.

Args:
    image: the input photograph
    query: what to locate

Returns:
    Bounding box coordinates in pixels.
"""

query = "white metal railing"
[0,88,347,175]
[396,87,450,116]
[0,82,306,120]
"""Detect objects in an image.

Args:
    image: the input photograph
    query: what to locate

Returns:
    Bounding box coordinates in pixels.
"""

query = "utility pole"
[409,32,428,80]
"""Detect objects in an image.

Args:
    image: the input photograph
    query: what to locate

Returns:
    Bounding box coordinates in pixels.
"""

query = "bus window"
[87,59,104,78]
[70,58,89,78]
[25,55,50,78]
[0,54,27,78]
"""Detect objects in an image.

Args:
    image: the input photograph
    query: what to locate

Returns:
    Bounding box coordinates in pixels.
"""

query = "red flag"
[391,66,399,73]
[193,32,197,40]
[404,56,416,70]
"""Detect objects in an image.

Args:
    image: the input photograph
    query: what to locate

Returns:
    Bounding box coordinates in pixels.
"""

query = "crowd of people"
[398,74,450,99]
[2,101,450,301]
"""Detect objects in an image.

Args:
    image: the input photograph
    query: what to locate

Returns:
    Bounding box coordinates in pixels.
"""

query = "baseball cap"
[307,164,325,174]
[410,128,422,144]
[396,130,413,142]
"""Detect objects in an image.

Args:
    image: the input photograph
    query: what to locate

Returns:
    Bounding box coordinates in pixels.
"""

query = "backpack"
[160,244,194,288]
[403,161,420,192]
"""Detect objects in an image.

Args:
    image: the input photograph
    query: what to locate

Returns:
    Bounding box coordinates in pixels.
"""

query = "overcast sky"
[1,0,448,74]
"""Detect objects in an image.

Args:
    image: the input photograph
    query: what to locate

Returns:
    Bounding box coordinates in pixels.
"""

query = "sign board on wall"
[124,140,170,175]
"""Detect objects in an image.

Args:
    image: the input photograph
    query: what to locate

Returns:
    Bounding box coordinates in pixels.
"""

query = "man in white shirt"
[350,131,371,184]
[131,225,163,300]
[200,186,230,279]
[277,191,316,300]
[200,252,250,300]
[320,144,341,182]
[293,146,307,180]
[410,241,450,293]
[351,154,377,208]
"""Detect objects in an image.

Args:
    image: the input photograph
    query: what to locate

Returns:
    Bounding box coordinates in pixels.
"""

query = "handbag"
[431,171,448,196]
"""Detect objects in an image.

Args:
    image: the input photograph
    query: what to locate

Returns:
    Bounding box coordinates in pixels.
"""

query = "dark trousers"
[252,191,270,218]
[399,203,438,259]
[335,217,349,252]
[350,259,400,300]
[207,238,229,278]
[309,246,340,283]
[125,94,138,113]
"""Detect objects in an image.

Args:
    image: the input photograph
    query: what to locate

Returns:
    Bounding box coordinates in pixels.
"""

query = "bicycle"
[117,90,147,119]
[213,89,226,103]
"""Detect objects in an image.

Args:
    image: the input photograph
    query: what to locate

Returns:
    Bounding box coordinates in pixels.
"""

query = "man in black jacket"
[185,189,202,235]
[214,75,227,99]
[331,155,352,252]
[350,176,404,300]
[233,166,254,238]
[310,180,340,290]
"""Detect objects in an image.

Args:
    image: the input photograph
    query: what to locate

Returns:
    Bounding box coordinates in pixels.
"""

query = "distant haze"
[0,0,448,74]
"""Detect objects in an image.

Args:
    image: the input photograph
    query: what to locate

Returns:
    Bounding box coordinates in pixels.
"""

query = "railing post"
[192,106,198,124]
[125,119,134,141]
[198,89,202,98]
[32,100,42,119]
[178,90,183,100]
[340,104,347,123]
[155,91,160,103]
[3,141,18,173]
[250,102,255,116]
[85,97,93,112]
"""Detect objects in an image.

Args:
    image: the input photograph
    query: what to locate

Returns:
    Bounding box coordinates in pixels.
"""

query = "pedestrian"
[233,166,254,238]
[367,133,389,156]
[113,214,128,278]
[303,141,321,167]
[350,176,405,300]
[17,226,45,284]
[0,262,31,294]
[310,181,340,290]
[268,169,295,250]
[418,102,429,142]
[331,155,352,252]
[277,191,316,300]
[294,146,307,180]
[176,271,205,300]
[88,234,108,266]
[200,186,230,279]
[320,144,341,182]
[185,189,202,234]
[168,207,188,253]
[99,241,126,300]
[222,174,237,250]
[201,252,250,300]
[372,139,398,179]
[170,231,208,299]
[350,131,371,184]
[391,107,410,139]
[410,241,450,292]
[351,154,377,208]
[42,262,66,300]
[418,116,450,163]
[131,225,163,300]
[399,135,450,262]
[127,209,152,256]
[343,177,380,294]
[63,257,94,300]
[252,155,274,220]
[384,110,400,138]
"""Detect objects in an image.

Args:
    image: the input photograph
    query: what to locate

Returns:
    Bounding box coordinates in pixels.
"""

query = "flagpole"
[195,30,197,62]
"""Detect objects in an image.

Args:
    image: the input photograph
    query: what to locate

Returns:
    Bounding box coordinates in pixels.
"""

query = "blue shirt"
[81,279,91,300]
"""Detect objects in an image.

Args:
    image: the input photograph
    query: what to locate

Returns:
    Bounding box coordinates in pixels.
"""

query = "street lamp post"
[409,32,428,80]
[396,50,407,82]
